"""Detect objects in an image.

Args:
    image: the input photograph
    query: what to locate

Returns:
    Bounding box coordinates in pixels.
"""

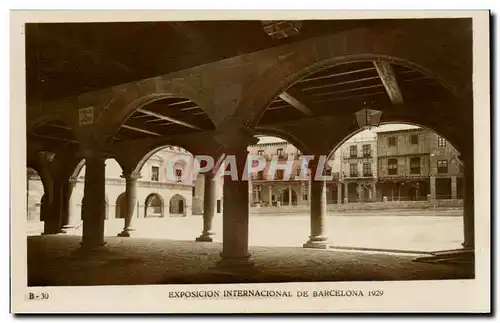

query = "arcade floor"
[27,235,474,286]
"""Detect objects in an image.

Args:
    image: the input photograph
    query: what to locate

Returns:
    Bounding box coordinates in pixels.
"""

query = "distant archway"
[145,193,164,218]
[282,188,298,206]
[169,194,186,216]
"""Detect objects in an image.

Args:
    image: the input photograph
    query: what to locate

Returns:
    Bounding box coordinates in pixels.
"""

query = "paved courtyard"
[27,209,464,253]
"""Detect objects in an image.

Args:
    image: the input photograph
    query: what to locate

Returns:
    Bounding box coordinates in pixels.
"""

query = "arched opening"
[145,193,164,218]
[115,193,126,219]
[323,122,464,252]
[169,194,186,216]
[281,188,298,206]
[248,135,309,208]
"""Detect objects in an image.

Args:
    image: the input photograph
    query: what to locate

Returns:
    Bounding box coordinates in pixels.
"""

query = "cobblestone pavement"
[27,211,464,252]
[27,235,473,286]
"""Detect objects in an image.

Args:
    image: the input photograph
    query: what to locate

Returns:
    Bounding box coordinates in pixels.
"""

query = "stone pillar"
[372,183,377,201]
[268,185,272,206]
[288,184,292,206]
[81,152,107,250]
[215,133,257,270]
[43,179,63,234]
[304,161,329,249]
[344,182,349,203]
[61,177,79,231]
[196,172,216,242]
[337,182,342,204]
[429,175,436,199]
[118,172,141,237]
[451,176,457,200]
[462,156,474,250]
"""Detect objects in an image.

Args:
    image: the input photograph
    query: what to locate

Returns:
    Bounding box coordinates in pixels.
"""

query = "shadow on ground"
[27,235,474,286]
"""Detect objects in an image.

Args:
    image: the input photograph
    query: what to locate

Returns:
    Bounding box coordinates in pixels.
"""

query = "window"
[388,159,398,175]
[276,169,285,180]
[257,150,264,156]
[437,160,448,174]
[277,148,283,156]
[363,162,372,177]
[410,157,421,174]
[438,137,446,147]
[349,145,357,158]
[349,164,358,177]
[257,171,264,180]
[388,137,396,147]
[302,193,308,201]
[151,166,159,181]
[362,144,371,157]
[411,134,419,145]
[175,169,182,182]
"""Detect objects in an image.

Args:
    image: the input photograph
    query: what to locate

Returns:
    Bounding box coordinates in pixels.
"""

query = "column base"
[303,236,330,249]
[215,254,255,272]
[117,229,134,237]
[195,232,214,242]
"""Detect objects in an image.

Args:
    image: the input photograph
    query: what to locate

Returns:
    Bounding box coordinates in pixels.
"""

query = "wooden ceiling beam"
[373,60,404,105]
[137,108,202,130]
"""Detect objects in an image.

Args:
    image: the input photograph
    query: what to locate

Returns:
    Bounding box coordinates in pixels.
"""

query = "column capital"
[121,171,142,181]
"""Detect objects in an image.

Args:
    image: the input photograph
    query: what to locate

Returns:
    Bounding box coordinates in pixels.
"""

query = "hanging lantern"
[355,107,383,130]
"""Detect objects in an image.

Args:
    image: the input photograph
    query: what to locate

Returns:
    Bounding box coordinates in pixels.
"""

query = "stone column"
[43,178,63,234]
[81,152,107,250]
[344,182,349,203]
[288,184,292,206]
[372,183,377,201]
[61,177,79,231]
[337,182,342,204]
[462,156,474,250]
[196,172,216,242]
[429,175,436,199]
[268,185,272,205]
[118,172,141,237]
[215,133,257,270]
[304,161,329,249]
[451,176,457,200]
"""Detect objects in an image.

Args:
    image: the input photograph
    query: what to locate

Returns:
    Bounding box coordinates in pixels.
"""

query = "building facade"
[27,146,224,222]
[340,136,378,203]
[376,128,463,201]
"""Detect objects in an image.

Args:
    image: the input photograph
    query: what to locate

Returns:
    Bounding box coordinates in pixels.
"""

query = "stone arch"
[132,141,195,175]
[95,76,217,143]
[232,25,470,129]
[169,194,187,216]
[115,192,126,219]
[144,193,164,218]
[253,126,310,154]
[70,159,86,178]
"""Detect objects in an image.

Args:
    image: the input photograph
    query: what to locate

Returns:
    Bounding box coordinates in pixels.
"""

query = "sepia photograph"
[10,10,491,313]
